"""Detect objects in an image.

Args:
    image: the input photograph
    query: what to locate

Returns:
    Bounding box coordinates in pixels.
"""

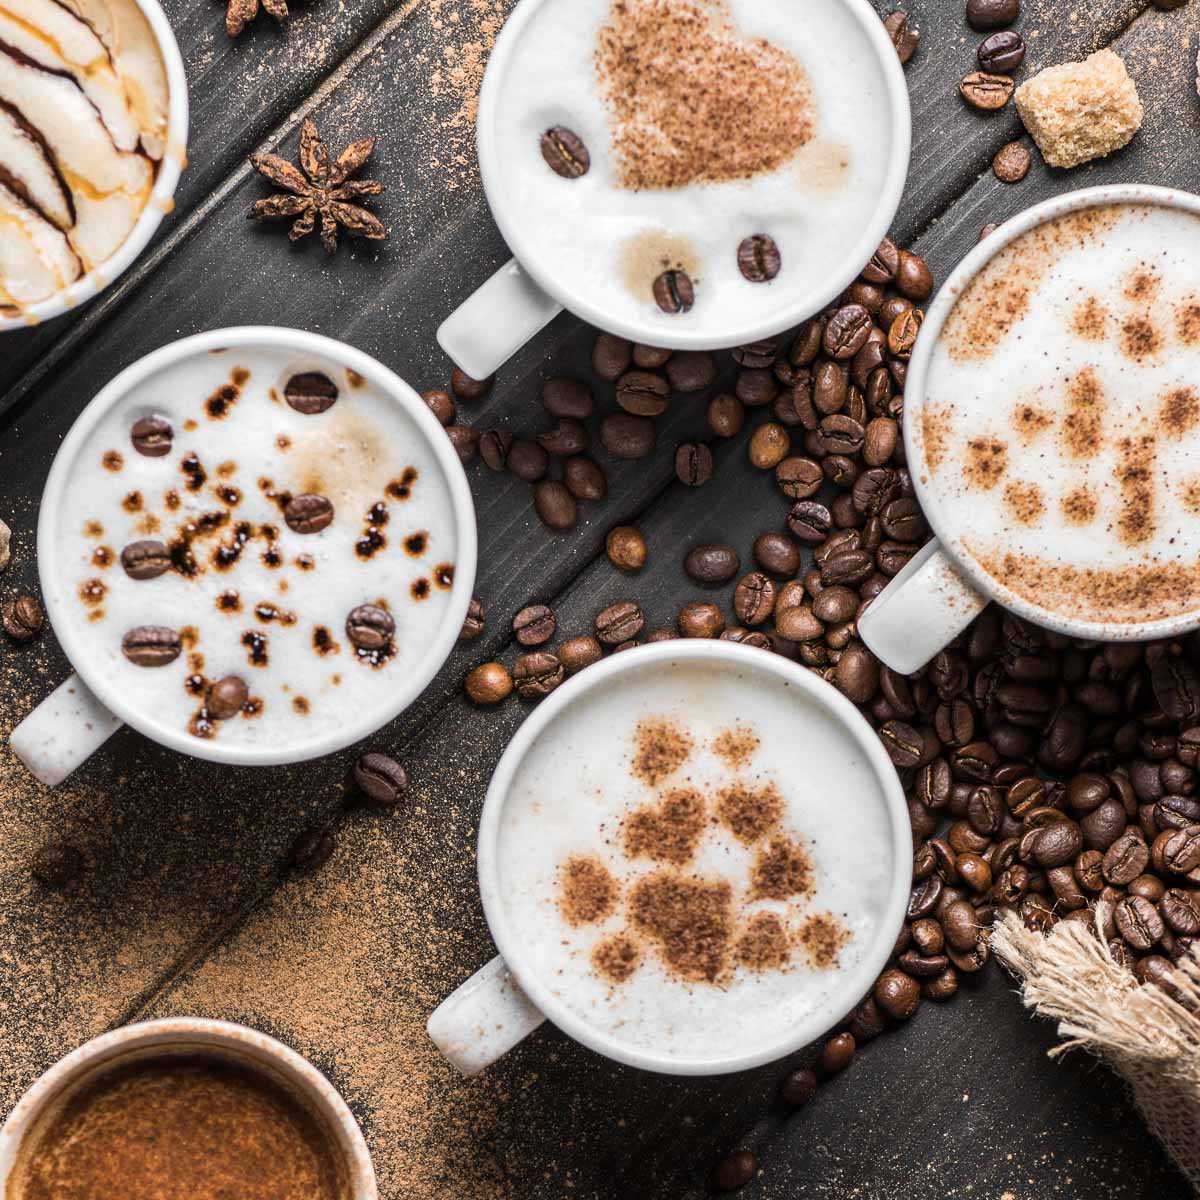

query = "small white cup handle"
[436,257,563,381]
[858,540,989,675]
[426,955,545,1076]
[9,673,124,787]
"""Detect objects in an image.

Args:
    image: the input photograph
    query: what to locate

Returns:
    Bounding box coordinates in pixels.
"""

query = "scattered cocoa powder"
[1071,295,1109,341]
[750,839,814,902]
[630,717,692,786]
[1003,480,1046,527]
[963,437,1008,490]
[798,912,850,970]
[622,789,706,866]
[715,783,783,845]
[591,932,642,984]
[559,856,619,926]
[735,912,790,972]
[711,725,759,768]
[1061,485,1099,525]
[1115,434,1156,546]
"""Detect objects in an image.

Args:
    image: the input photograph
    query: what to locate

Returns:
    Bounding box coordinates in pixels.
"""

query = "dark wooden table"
[1,1,1198,1196]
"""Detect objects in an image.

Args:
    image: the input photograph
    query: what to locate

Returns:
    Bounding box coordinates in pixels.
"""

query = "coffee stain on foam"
[618,230,700,304]
[287,403,390,514]
[792,138,850,195]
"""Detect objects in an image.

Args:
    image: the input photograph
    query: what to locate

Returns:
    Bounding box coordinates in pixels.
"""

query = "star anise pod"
[226,0,288,37]
[247,120,387,255]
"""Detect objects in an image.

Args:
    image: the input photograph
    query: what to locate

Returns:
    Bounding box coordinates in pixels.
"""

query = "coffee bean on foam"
[57,346,459,750]
[490,0,895,339]
[918,201,1200,627]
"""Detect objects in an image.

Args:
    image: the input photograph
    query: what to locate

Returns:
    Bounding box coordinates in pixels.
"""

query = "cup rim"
[35,325,478,767]
[475,639,911,1076]
[0,1017,377,1198]
[0,0,190,332]
[902,182,1200,642]
[474,0,912,351]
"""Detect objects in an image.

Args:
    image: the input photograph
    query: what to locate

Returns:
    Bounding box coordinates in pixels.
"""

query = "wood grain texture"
[1,0,1198,1195]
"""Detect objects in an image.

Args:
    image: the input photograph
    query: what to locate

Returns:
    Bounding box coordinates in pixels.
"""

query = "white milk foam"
[53,345,459,750]
[918,202,1200,627]
[489,0,893,340]
[496,658,895,1062]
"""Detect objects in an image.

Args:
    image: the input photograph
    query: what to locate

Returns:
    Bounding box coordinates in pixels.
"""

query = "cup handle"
[9,673,124,787]
[436,257,563,381]
[858,540,989,675]
[426,955,545,1077]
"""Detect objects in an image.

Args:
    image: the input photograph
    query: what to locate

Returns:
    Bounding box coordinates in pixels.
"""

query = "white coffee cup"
[437,0,911,380]
[0,0,189,332]
[0,1017,377,1199]
[9,327,477,785]
[427,640,910,1077]
[859,184,1200,675]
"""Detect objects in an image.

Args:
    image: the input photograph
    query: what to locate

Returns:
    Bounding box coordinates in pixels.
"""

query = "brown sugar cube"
[1015,50,1142,169]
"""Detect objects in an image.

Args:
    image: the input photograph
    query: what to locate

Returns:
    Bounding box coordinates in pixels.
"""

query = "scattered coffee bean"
[563,455,608,501]
[542,376,593,419]
[533,481,577,530]
[675,442,714,486]
[666,352,716,393]
[513,605,556,646]
[284,371,338,414]
[465,662,513,704]
[538,418,588,457]
[121,625,181,667]
[3,593,43,642]
[540,126,590,178]
[653,269,694,315]
[685,544,740,586]
[450,368,494,401]
[595,601,645,645]
[207,675,248,720]
[600,414,656,460]
[819,1032,856,1074]
[895,251,933,301]
[592,333,632,380]
[459,596,485,641]
[875,968,921,1019]
[286,826,335,876]
[883,10,919,64]
[779,1068,818,1106]
[616,371,670,417]
[823,304,872,359]
[966,0,1020,30]
[634,344,673,368]
[707,394,745,438]
[993,140,1032,183]
[733,572,777,626]
[960,71,1015,110]
[32,841,84,888]
[352,752,409,806]
[775,456,823,499]
[513,651,565,700]
[710,1151,757,1194]
[559,635,603,675]
[738,234,782,282]
[508,439,549,482]
[345,604,394,651]
[130,414,173,457]
[862,237,900,284]
[749,423,791,470]
[753,532,801,577]
[607,526,647,572]
[678,601,725,639]
[284,493,335,534]
[422,388,456,426]
[479,429,513,472]
[978,30,1025,72]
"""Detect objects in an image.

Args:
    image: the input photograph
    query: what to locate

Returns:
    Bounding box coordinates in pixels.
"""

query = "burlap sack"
[992,910,1200,1192]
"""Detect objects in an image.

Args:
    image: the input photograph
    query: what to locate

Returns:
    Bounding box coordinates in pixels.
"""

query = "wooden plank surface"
[2,0,1199,1196]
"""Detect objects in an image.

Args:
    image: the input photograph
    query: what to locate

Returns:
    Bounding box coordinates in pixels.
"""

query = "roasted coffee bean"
[1033,820,1083,868]
[616,371,670,416]
[823,304,872,359]
[1115,894,1164,951]
[883,9,919,64]
[722,627,771,649]
[207,675,248,720]
[787,500,833,544]
[960,70,1014,110]
[685,544,740,586]
[978,29,1025,72]
[653,269,694,314]
[775,605,823,643]
[779,1068,818,1107]
[775,456,823,499]
[346,604,394,651]
[606,526,647,572]
[848,995,888,1043]
[285,827,335,876]
[679,601,725,639]
[674,441,714,486]
[635,343,674,368]
[666,351,716,393]
[2,593,42,642]
[895,251,933,301]
[1074,850,1104,892]
[967,0,1020,30]
[877,541,916,577]
[947,932,991,973]
[887,308,923,359]
[592,333,632,380]
[354,752,409,806]
[284,371,338,414]
[559,635,603,675]
[923,967,959,1001]
[911,918,945,956]
[849,280,885,315]
[1103,830,1151,884]
[459,596,485,641]
[753,532,801,577]
[957,853,993,895]
[811,586,857,624]
[1161,824,1200,873]
[1129,874,1166,903]
[32,841,84,889]
[538,418,588,456]
[1082,798,1128,850]
[812,361,848,414]
[595,601,645,645]
[819,414,866,456]
[899,950,950,978]
[738,234,782,282]
[563,455,607,502]
[600,413,655,459]
[916,759,953,809]
[863,418,899,467]
[479,428,513,472]
[736,369,780,409]
[130,414,173,456]
[749,423,791,469]
[710,1151,757,1194]
[1067,772,1110,814]
[284,493,335,534]
[465,662,513,704]
[121,625,182,667]
[882,720,924,769]
[835,645,879,703]
[542,376,593,419]
[707,393,745,438]
[993,140,1032,183]
[646,628,677,643]
[533,481,577,530]
[450,368,494,401]
[1161,888,1200,935]
[875,968,920,1019]
[540,126,590,177]
[862,237,900,284]
[821,549,873,586]
[819,1032,856,1074]
[513,605,556,646]
[513,651,565,700]
[1155,795,1200,831]
[733,572,776,625]
[119,539,171,580]
[507,439,548,482]
[1152,655,1200,720]
[422,388,456,426]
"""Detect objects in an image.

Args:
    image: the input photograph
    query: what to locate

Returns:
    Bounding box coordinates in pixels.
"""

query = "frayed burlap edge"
[992,909,1200,1193]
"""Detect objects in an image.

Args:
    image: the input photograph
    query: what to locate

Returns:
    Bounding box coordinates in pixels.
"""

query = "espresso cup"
[859,184,1200,674]
[0,0,189,332]
[427,640,910,1077]
[437,0,911,380]
[9,327,477,785]
[0,1018,377,1199]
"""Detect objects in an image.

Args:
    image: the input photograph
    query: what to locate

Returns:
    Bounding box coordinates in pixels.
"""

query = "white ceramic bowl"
[0,0,189,332]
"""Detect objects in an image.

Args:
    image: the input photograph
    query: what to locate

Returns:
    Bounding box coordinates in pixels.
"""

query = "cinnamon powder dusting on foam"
[1115,435,1156,546]
[750,839,814,901]
[1072,296,1109,341]
[1062,368,1104,458]
[558,856,619,926]
[1062,486,1099,525]
[1160,387,1200,435]
[1181,479,1200,515]
[595,0,814,191]
[1003,481,1045,526]
[921,406,952,472]
[716,783,783,844]
[622,789,706,865]
[798,912,850,970]
[628,872,733,983]
[964,438,1008,490]
[630,717,692,786]
[591,933,642,983]
[1013,403,1053,442]
[1123,266,1160,303]
[1178,297,1200,346]
[711,725,759,767]
[735,912,790,972]
[1120,315,1162,362]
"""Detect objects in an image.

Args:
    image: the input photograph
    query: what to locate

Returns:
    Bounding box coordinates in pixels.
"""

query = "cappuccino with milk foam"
[917,201,1200,627]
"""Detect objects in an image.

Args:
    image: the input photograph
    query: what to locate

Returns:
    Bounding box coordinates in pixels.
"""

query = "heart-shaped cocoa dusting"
[596,0,815,191]
[622,788,706,865]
